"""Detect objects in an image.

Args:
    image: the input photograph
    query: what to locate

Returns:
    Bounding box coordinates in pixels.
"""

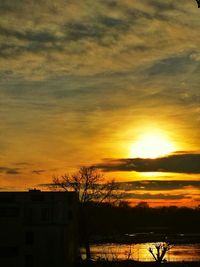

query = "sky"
[0,0,200,207]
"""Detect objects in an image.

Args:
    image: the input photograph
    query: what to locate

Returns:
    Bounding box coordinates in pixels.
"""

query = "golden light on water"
[84,243,200,262]
[130,131,176,159]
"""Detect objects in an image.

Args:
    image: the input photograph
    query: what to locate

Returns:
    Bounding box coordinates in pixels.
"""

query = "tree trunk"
[80,204,91,260]
[85,238,91,260]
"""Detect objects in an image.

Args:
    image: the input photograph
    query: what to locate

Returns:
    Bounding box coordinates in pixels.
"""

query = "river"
[81,243,200,262]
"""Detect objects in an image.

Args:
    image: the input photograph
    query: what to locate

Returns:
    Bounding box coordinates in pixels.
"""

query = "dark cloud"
[66,16,129,43]
[0,43,25,58]
[121,192,191,200]
[0,0,200,193]
[127,8,153,21]
[0,26,61,58]
[147,54,197,76]
[0,167,21,175]
[0,15,130,59]
[40,180,200,192]
[117,180,200,191]
[39,182,192,201]
[32,170,46,175]
[15,162,31,166]
[0,26,56,43]
[100,16,129,29]
[0,0,198,79]
[66,23,103,41]
[0,0,29,11]
[96,153,200,173]
[150,1,176,11]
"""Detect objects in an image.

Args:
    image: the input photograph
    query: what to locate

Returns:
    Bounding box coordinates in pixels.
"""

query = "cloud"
[96,153,200,173]
[15,162,31,166]
[0,167,21,175]
[0,0,200,192]
[121,192,191,200]
[0,0,199,79]
[146,54,197,76]
[32,169,46,175]
[117,180,200,191]
[40,179,200,191]
[39,180,193,201]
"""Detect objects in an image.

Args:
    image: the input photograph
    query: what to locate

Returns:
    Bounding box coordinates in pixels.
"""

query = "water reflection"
[82,243,200,262]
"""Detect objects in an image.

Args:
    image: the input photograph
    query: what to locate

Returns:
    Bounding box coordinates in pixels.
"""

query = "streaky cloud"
[117,180,200,191]
[120,192,191,200]
[96,153,200,173]
[0,166,21,175]
[32,170,46,175]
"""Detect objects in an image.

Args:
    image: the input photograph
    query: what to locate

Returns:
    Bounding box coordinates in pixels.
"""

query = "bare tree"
[51,166,117,204]
[148,242,172,264]
[50,166,119,260]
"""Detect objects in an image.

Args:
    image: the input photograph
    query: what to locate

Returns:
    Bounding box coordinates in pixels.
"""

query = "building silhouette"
[0,190,78,267]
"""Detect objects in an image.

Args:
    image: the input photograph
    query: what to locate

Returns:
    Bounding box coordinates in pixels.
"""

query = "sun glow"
[130,132,176,159]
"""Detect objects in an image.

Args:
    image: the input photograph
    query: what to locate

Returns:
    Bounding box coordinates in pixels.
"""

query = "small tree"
[148,242,171,264]
[50,166,119,260]
[135,201,149,209]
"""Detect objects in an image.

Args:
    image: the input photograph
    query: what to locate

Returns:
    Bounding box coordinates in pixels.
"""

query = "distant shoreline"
[90,233,200,245]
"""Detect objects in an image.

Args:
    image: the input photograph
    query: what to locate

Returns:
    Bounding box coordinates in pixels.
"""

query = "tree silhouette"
[51,166,117,204]
[50,166,119,260]
[135,201,149,209]
[148,243,172,264]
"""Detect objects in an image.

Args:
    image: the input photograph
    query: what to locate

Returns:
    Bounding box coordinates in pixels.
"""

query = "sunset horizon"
[0,0,200,209]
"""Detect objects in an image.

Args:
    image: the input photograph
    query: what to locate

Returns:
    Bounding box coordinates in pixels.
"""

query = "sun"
[130,132,175,159]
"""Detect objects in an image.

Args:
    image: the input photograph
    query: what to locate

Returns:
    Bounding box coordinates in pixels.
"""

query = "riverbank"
[78,260,200,267]
[81,242,200,262]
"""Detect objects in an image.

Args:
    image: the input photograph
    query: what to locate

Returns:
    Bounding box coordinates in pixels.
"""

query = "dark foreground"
[78,260,200,267]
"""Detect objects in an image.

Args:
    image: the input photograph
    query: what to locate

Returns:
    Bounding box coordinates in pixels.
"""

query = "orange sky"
[0,0,200,207]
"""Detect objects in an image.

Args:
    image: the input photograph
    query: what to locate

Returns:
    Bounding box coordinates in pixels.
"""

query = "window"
[25,231,34,245]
